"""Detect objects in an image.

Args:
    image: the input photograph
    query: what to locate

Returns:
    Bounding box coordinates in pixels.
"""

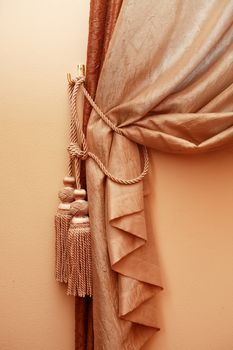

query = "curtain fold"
[86,0,233,348]
[75,297,93,350]
[76,1,123,349]
[83,0,123,134]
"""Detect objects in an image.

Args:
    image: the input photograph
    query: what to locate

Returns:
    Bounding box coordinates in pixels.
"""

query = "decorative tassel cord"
[68,81,85,188]
[68,77,149,185]
[65,77,93,296]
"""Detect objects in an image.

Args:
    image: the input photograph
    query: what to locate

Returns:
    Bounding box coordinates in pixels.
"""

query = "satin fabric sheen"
[86,1,233,348]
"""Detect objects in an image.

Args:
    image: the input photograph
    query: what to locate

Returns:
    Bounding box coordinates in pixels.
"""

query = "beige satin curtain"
[86,0,233,348]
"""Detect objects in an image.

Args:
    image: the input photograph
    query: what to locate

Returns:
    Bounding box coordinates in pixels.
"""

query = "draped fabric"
[81,0,123,191]
[75,297,93,350]
[76,1,123,348]
[86,0,233,348]
[83,0,123,134]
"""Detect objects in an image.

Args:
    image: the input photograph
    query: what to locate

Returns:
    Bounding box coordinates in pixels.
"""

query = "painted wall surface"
[0,1,89,350]
[144,149,233,350]
[1,1,233,350]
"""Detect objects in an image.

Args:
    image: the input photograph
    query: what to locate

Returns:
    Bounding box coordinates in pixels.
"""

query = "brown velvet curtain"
[75,1,123,349]
[85,0,233,349]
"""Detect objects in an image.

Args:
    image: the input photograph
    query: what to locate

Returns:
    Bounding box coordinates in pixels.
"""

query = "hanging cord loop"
[67,76,87,188]
[68,76,149,185]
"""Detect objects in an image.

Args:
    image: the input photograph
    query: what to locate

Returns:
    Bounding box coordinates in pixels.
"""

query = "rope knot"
[68,142,88,160]
[68,76,85,87]
[75,76,85,86]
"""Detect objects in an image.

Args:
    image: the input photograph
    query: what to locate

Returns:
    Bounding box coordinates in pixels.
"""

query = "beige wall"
[0,1,89,349]
[145,149,233,350]
[1,1,233,350]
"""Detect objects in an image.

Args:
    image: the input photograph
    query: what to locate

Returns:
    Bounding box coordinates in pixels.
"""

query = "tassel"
[67,189,92,297]
[55,176,75,283]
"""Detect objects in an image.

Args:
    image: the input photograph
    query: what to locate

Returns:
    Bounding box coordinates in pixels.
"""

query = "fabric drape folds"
[76,1,123,349]
[83,0,123,134]
[86,0,233,348]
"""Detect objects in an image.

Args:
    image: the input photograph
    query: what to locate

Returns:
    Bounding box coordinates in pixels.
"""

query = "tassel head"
[55,176,75,283]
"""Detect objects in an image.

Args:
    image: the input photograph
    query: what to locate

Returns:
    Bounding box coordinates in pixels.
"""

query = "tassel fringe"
[55,211,72,283]
[67,221,92,297]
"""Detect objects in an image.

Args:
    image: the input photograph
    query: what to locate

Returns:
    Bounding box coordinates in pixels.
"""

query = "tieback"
[68,76,149,185]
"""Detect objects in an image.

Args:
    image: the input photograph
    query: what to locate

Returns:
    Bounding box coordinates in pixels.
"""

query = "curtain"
[83,0,123,134]
[76,1,123,349]
[75,297,93,350]
[86,0,233,348]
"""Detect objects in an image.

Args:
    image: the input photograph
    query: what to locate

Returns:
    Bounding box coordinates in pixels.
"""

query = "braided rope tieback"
[68,76,150,185]
[55,75,92,297]
[63,75,93,297]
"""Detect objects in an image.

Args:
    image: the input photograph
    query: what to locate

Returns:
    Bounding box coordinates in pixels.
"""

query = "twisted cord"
[88,148,149,185]
[68,83,76,176]
[80,84,124,136]
[68,77,149,185]
[68,77,87,188]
